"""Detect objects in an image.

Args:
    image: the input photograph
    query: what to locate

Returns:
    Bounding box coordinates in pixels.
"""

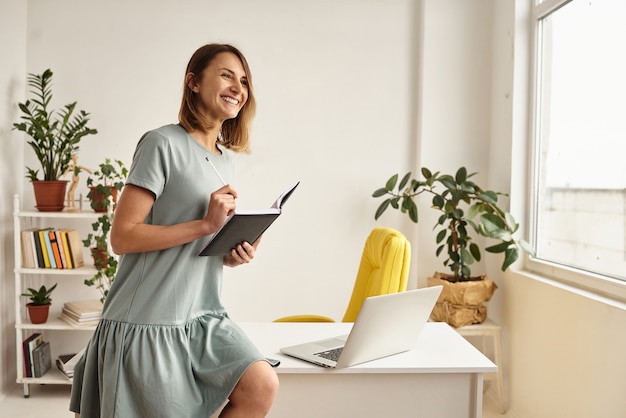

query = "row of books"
[59,299,103,327]
[20,228,84,269]
[22,333,51,378]
[22,332,85,379]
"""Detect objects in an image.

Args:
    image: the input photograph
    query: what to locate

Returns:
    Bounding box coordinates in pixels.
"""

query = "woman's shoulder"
[143,124,186,139]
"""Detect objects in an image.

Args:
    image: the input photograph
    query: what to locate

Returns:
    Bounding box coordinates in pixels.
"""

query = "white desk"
[237,322,496,418]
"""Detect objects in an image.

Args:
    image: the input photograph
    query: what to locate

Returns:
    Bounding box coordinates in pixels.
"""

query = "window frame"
[525,0,626,303]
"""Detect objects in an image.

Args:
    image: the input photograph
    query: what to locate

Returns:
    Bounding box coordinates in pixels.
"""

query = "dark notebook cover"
[200,181,299,256]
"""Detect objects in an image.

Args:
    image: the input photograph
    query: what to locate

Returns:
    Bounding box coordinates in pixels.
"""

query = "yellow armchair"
[274,227,411,323]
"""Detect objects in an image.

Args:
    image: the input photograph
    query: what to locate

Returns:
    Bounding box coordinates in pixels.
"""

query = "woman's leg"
[219,360,279,418]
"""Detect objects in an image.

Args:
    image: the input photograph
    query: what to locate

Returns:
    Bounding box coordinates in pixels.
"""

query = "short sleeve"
[126,130,171,199]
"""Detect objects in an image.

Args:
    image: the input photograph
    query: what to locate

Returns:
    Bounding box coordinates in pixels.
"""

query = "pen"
[206,157,227,186]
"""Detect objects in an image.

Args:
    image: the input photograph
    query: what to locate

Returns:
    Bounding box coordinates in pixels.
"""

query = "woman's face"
[191,52,249,123]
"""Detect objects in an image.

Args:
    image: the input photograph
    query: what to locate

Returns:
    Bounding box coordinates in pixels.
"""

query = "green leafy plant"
[373,167,534,282]
[21,283,58,306]
[13,69,98,181]
[86,158,128,212]
[83,213,117,303]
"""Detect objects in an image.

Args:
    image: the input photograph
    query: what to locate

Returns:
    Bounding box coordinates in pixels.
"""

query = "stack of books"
[22,333,52,378]
[20,228,84,269]
[56,348,85,379]
[59,300,103,327]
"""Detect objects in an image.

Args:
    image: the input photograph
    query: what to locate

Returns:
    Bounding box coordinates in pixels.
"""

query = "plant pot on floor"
[26,303,51,324]
[427,272,497,328]
[32,180,68,212]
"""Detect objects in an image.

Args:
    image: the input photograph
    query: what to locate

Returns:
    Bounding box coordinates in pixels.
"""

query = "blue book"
[42,229,57,269]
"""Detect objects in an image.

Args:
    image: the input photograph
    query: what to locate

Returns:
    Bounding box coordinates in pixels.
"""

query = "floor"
[0,383,508,417]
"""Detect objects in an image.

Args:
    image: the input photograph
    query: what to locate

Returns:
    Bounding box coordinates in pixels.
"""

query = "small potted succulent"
[21,283,58,324]
[12,69,97,211]
[373,167,534,327]
[86,158,127,213]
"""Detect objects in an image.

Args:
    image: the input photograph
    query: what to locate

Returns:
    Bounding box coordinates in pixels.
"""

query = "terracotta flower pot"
[89,186,118,212]
[26,303,51,324]
[32,180,68,212]
[91,247,109,269]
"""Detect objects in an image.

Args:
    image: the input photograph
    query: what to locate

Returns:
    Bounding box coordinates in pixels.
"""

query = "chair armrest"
[273,314,336,323]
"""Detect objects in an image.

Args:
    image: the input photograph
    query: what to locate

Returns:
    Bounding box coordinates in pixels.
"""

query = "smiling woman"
[179,44,257,154]
[69,44,278,418]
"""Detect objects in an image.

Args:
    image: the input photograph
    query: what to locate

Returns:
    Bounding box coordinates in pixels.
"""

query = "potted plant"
[21,283,58,324]
[82,212,117,303]
[86,158,127,212]
[373,167,534,327]
[13,69,98,211]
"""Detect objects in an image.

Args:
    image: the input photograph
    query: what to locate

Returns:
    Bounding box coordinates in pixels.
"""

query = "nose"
[230,80,244,93]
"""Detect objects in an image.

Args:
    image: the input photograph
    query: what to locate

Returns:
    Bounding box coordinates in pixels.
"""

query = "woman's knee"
[231,360,279,410]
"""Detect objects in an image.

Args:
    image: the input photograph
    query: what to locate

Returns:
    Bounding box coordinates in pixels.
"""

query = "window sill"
[514,264,626,311]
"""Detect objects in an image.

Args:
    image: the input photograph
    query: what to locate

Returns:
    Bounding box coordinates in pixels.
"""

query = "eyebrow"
[219,67,248,80]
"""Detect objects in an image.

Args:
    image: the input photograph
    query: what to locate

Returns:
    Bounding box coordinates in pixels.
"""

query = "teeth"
[222,96,239,105]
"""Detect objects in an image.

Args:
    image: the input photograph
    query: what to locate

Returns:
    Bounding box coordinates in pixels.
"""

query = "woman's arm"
[110,184,238,254]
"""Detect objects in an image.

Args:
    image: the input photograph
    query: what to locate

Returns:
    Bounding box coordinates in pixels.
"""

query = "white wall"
[0,0,27,398]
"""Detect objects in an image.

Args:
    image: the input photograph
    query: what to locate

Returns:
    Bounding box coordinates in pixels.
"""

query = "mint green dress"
[70,124,266,418]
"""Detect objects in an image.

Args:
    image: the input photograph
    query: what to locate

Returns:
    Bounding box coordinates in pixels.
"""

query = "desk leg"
[469,373,484,418]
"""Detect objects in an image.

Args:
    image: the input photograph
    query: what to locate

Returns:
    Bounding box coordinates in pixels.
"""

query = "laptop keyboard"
[314,347,343,362]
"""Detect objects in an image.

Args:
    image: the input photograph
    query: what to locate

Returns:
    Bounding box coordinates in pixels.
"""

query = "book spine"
[30,230,40,268]
[60,230,73,269]
[49,230,63,269]
[40,230,53,268]
[66,229,85,268]
[20,229,35,268]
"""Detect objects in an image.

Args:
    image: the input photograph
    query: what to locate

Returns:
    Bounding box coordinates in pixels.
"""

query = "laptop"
[279,286,443,368]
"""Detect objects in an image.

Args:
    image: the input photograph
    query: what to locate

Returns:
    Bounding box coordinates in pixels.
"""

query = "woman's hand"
[203,184,238,232]
[223,237,262,267]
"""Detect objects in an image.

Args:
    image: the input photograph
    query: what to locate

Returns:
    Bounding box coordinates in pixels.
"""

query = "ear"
[185,72,200,93]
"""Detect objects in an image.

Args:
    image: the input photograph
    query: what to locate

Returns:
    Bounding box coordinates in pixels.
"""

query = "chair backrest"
[341,227,411,322]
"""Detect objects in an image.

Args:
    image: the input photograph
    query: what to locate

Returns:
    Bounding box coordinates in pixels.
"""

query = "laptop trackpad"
[316,336,348,349]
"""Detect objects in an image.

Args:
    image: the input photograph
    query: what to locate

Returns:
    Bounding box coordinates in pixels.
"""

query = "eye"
[241,79,249,88]
[221,72,232,79]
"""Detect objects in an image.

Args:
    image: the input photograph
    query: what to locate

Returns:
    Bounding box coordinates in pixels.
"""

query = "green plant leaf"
[455,167,467,183]
[407,198,418,223]
[372,188,388,198]
[421,167,432,179]
[502,247,519,271]
[478,191,498,204]
[374,199,391,220]
[469,242,481,261]
[436,229,446,244]
[398,172,411,191]
[385,174,398,191]
[485,241,511,253]
[519,239,536,256]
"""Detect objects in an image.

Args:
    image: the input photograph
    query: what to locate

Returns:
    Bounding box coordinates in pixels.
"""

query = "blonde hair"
[178,44,256,153]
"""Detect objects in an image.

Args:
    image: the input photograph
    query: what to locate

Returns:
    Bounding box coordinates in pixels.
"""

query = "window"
[529,0,626,295]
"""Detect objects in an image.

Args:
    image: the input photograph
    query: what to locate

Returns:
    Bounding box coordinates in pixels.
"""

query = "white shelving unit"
[13,194,100,398]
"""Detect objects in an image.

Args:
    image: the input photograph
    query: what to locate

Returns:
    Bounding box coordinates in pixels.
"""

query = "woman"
[70,44,279,418]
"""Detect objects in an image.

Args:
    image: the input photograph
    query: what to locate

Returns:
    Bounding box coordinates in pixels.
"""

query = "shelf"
[16,209,101,219]
[14,194,102,397]
[18,367,72,385]
[16,313,98,331]
[16,265,97,275]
